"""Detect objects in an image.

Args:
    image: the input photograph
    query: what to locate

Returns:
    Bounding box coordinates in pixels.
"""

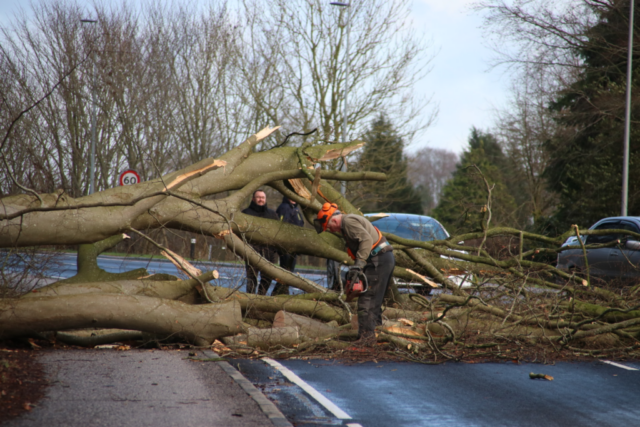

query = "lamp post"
[622,1,635,216]
[81,18,98,195]
[330,2,351,195]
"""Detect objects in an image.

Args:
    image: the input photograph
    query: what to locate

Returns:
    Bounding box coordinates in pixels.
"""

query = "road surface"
[234,357,640,427]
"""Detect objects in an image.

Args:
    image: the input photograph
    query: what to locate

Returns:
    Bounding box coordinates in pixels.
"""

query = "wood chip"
[288,178,312,200]
[405,269,439,288]
[161,250,202,277]
[315,142,365,161]
[398,318,414,327]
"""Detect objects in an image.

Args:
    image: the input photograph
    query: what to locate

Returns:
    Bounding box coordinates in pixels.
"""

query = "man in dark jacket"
[242,190,279,295]
[273,196,305,295]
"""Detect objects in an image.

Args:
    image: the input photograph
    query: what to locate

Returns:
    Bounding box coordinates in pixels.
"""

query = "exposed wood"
[288,178,312,200]
[405,269,439,288]
[315,142,365,161]
[161,250,204,278]
[247,326,300,349]
[165,159,227,190]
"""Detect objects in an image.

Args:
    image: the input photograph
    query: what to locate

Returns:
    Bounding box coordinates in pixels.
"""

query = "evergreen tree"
[544,0,640,230]
[355,114,423,214]
[432,128,518,233]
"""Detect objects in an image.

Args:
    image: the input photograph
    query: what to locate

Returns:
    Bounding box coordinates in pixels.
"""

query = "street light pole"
[622,0,635,216]
[330,2,351,195]
[81,19,98,195]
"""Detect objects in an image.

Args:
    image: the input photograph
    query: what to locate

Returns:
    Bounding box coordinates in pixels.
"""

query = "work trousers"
[357,250,396,339]
[245,246,277,295]
[272,253,296,296]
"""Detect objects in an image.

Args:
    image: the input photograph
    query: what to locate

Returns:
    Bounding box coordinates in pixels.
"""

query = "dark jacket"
[276,197,305,227]
[242,201,279,221]
[242,201,279,252]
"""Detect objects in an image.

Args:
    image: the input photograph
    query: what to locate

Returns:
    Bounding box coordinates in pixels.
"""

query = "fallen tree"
[3,127,640,362]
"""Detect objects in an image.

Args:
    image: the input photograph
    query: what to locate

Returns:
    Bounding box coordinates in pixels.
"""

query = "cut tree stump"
[247,326,300,349]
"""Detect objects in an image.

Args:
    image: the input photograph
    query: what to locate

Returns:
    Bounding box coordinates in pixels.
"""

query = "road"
[234,357,640,427]
[32,252,328,294]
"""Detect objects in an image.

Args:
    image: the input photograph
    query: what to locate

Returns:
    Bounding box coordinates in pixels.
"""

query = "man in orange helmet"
[315,203,395,344]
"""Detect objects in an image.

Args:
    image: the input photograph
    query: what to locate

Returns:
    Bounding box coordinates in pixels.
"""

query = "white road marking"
[346,424,364,427]
[262,357,352,420]
[603,360,639,371]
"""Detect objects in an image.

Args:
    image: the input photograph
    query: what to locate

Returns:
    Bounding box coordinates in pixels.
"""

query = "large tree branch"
[0,295,243,346]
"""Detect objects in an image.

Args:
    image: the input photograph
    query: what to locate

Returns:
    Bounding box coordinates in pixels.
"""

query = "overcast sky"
[409,0,509,155]
[0,0,510,155]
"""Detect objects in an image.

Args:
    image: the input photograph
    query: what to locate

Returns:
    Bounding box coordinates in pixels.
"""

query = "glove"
[353,259,366,269]
[347,259,366,282]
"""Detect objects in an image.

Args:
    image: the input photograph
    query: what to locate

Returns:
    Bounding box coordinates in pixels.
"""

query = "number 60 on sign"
[119,170,140,186]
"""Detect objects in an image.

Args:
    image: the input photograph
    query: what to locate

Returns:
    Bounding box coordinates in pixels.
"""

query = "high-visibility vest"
[347,227,384,260]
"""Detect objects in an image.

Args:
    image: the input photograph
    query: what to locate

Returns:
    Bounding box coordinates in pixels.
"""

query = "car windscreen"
[586,220,640,245]
[372,217,447,241]
[586,221,621,245]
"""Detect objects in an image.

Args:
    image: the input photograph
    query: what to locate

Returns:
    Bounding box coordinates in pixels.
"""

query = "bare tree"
[237,0,436,147]
[407,147,458,213]
[0,1,245,196]
[494,70,559,225]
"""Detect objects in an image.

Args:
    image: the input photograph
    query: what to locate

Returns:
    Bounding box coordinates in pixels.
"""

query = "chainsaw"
[345,271,368,302]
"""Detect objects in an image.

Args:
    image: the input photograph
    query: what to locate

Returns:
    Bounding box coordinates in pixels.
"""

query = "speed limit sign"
[119,169,141,186]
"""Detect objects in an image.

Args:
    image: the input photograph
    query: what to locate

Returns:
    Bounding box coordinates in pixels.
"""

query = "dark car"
[556,216,640,282]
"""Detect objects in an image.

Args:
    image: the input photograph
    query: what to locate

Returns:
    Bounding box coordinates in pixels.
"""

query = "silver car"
[556,216,640,281]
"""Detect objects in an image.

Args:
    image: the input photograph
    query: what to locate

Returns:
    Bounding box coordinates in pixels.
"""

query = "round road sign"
[119,169,141,186]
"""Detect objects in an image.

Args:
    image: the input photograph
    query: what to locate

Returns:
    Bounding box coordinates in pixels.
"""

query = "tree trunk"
[26,271,218,302]
[273,311,338,339]
[247,326,300,349]
[203,285,349,324]
[3,126,640,359]
[0,294,242,346]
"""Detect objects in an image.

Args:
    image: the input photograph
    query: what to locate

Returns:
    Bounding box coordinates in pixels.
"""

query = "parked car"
[364,213,449,241]
[365,213,463,293]
[556,216,640,282]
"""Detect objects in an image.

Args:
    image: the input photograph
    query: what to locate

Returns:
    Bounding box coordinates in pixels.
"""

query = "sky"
[0,0,511,155]
[408,0,510,155]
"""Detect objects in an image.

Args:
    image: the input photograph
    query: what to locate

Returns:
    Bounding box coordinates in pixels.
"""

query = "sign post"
[119,170,141,186]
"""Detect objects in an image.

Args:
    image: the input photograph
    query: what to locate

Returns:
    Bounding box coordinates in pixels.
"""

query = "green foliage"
[544,0,640,229]
[355,114,423,214]
[432,128,518,233]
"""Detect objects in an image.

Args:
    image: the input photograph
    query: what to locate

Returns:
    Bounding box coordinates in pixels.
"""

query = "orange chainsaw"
[345,271,368,302]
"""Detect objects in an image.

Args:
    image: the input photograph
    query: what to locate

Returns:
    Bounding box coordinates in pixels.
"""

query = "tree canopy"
[354,114,423,214]
[479,0,640,232]
[432,128,517,233]
[543,0,640,229]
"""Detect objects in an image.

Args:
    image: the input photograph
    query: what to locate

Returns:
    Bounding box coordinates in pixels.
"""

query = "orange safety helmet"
[313,202,339,233]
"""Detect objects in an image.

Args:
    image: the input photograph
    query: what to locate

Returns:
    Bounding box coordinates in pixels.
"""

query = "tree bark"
[203,285,348,324]
[25,271,218,302]
[247,326,300,349]
[273,311,338,339]
[0,294,242,346]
